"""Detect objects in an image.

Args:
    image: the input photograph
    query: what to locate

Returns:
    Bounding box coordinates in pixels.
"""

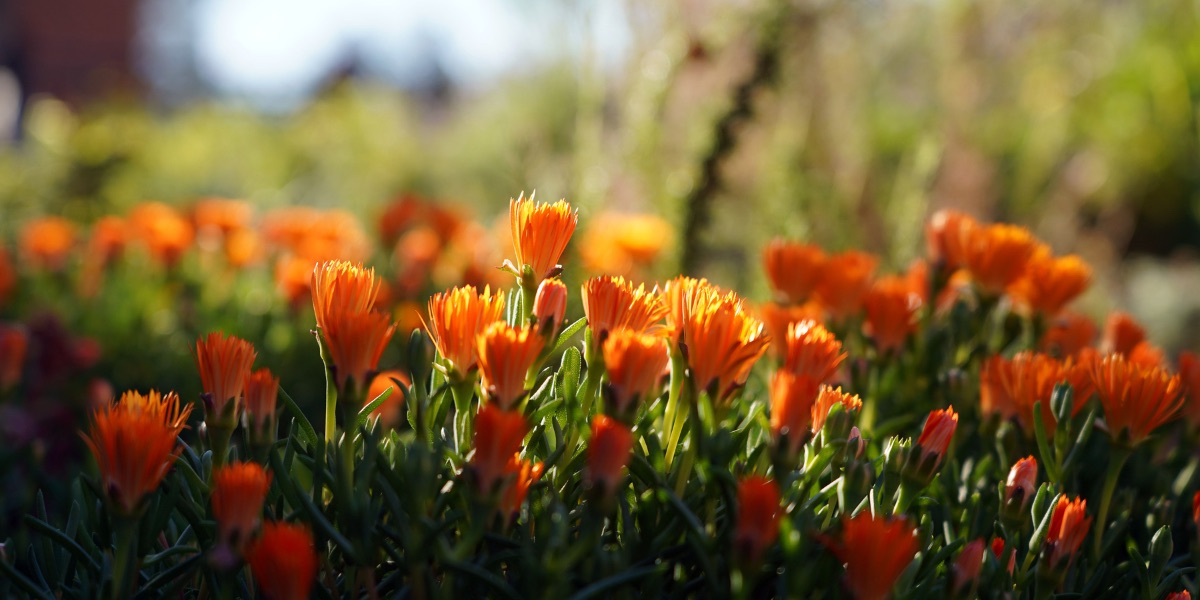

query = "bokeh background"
[2,0,1200,508]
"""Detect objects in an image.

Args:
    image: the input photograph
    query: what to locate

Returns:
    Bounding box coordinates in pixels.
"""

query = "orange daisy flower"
[863,276,921,354]
[1178,351,1200,429]
[500,456,544,516]
[814,251,878,320]
[1091,353,1183,445]
[424,285,506,378]
[1043,496,1091,570]
[829,513,918,600]
[129,202,195,266]
[311,260,383,333]
[1040,312,1097,358]
[733,475,782,564]
[212,462,271,552]
[1007,249,1091,316]
[1128,341,1166,369]
[925,209,978,270]
[762,239,826,305]
[679,290,770,402]
[782,320,846,383]
[0,324,27,392]
[581,275,668,338]
[247,522,318,600]
[533,278,568,334]
[1101,311,1146,355]
[243,368,279,439]
[916,406,958,469]
[88,216,129,268]
[471,405,528,497]
[20,216,76,271]
[586,415,634,498]
[961,223,1040,296]
[759,301,825,357]
[769,371,820,457]
[81,390,192,516]
[195,332,258,422]
[1003,352,1070,432]
[662,276,725,342]
[366,369,410,428]
[602,328,670,417]
[811,385,863,434]
[193,198,252,236]
[507,194,578,281]
[312,261,396,393]
[377,194,424,246]
[579,212,672,278]
[980,355,1018,420]
[477,322,546,410]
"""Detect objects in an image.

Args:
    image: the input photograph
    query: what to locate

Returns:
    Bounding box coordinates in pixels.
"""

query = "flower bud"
[950,539,986,599]
[734,476,781,567]
[991,538,1016,574]
[532,278,568,336]
[902,407,958,489]
[1001,456,1037,528]
[586,415,634,509]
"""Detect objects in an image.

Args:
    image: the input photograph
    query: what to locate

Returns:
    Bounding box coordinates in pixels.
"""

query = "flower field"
[0,191,1197,600]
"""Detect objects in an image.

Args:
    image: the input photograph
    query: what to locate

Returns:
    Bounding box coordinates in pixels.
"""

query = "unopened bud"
[533,278,568,336]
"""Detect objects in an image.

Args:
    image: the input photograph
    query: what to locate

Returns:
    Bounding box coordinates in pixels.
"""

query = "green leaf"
[442,559,522,600]
[133,553,202,598]
[0,560,51,600]
[552,317,588,355]
[23,515,101,575]
[278,386,319,449]
[359,387,393,428]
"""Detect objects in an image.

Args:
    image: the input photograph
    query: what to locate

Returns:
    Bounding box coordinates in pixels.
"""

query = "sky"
[153,0,633,107]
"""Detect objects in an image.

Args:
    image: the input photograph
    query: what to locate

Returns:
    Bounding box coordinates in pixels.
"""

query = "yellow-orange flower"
[580,212,672,277]
[247,522,318,600]
[424,285,505,377]
[763,240,826,305]
[782,320,846,383]
[759,301,825,357]
[586,415,634,497]
[81,390,192,516]
[471,405,528,496]
[0,324,27,392]
[811,385,863,433]
[195,332,258,421]
[311,260,383,332]
[678,288,770,402]
[500,456,543,516]
[212,462,271,552]
[508,194,578,280]
[602,329,669,417]
[961,223,1040,295]
[21,216,76,271]
[1091,353,1183,445]
[1044,496,1091,570]
[367,369,410,428]
[770,371,821,456]
[1007,250,1091,316]
[1040,312,1097,358]
[581,275,668,338]
[733,475,781,564]
[312,261,396,393]
[980,354,1018,421]
[814,251,878,320]
[477,322,546,410]
[129,202,195,266]
[829,513,918,600]
[662,276,724,342]
[1102,311,1146,355]
[863,276,921,354]
[926,209,978,270]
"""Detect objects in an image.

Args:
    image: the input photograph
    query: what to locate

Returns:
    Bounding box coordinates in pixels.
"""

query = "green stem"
[663,350,688,468]
[111,516,140,600]
[1093,445,1133,561]
[451,379,476,454]
[518,270,537,326]
[557,362,603,486]
[673,437,698,497]
[893,482,917,516]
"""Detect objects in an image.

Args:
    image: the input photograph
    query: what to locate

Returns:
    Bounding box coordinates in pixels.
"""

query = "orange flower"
[1128,341,1166,369]
[1101,311,1145,355]
[20,216,76,270]
[602,329,669,417]
[1007,250,1091,316]
[782,320,846,383]
[425,285,506,377]
[662,276,724,342]
[224,229,262,268]
[926,209,977,270]
[733,475,781,564]
[580,212,672,277]
[586,415,633,497]
[1178,351,1200,429]
[1166,592,1192,600]
[961,223,1040,295]
[1005,352,1069,432]
[367,369,410,428]
[212,462,271,552]
[1040,312,1097,358]
[195,332,258,422]
[0,324,27,392]
[1005,456,1038,509]
[243,368,279,438]
[1091,353,1183,445]
[378,194,424,246]
[247,522,318,600]
[274,256,316,310]
[950,539,986,597]
[679,289,770,402]
[129,202,195,266]
[193,198,252,236]
[830,513,918,600]
[88,216,129,267]
[916,406,958,468]
[863,276,921,354]
[814,251,878,320]
[811,385,863,433]
[311,261,395,393]
[471,405,528,496]
[477,322,545,410]
[991,538,1016,574]
[508,194,578,280]
[1044,496,1091,570]
[759,301,825,357]
[770,371,821,456]
[581,276,667,338]
[533,278,568,335]
[81,390,192,516]
[500,456,544,516]
[1192,491,1200,532]
[762,240,826,305]
[980,355,1018,421]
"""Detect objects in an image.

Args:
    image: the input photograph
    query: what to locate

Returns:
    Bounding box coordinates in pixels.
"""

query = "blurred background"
[2,0,1200,502]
